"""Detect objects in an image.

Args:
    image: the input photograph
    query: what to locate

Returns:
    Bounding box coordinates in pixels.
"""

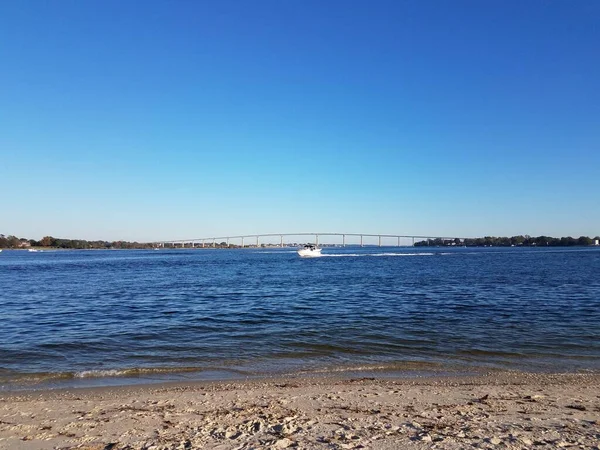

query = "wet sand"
[1,372,599,449]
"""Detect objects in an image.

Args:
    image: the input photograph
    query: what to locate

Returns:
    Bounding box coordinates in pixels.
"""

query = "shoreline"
[2,371,599,449]
[0,368,493,396]
[4,360,597,394]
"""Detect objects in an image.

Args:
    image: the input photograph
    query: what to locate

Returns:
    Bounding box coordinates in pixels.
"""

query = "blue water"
[1,247,599,389]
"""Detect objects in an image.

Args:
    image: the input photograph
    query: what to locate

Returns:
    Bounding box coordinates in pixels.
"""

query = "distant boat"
[28,249,38,252]
[297,244,322,258]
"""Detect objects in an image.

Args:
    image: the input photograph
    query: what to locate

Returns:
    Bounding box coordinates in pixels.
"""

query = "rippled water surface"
[1,247,599,389]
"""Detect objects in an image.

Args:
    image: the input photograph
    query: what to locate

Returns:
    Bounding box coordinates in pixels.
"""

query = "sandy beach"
[1,372,599,449]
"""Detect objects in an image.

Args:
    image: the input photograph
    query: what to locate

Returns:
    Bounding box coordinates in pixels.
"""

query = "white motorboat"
[28,248,38,252]
[297,244,322,258]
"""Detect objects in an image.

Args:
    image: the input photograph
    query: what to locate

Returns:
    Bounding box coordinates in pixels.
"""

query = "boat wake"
[321,252,436,257]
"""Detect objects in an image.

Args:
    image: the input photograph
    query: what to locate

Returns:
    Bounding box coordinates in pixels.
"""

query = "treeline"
[0,234,243,249]
[0,234,155,249]
[415,235,600,247]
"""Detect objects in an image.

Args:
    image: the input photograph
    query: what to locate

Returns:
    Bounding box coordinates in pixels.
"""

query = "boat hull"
[297,248,322,258]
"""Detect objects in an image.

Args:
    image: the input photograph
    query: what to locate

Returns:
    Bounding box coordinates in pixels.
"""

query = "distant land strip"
[1,234,599,250]
[414,235,600,247]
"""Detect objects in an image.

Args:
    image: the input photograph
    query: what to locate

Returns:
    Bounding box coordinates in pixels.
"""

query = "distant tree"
[511,235,525,246]
[535,236,550,246]
[7,235,20,248]
[560,236,576,246]
[483,236,495,246]
[498,237,511,246]
[577,236,593,246]
[40,236,55,247]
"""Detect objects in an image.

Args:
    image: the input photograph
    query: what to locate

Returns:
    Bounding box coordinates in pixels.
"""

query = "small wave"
[1,367,205,383]
[75,369,129,378]
[74,367,203,378]
[293,360,446,376]
[0,372,75,383]
[298,365,390,374]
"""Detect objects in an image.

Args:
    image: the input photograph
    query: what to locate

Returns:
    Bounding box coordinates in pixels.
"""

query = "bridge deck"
[154,233,467,247]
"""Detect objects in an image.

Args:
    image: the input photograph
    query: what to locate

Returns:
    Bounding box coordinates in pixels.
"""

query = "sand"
[1,372,599,449]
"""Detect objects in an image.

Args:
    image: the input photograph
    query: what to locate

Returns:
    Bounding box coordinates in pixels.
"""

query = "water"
[1,247,599,390]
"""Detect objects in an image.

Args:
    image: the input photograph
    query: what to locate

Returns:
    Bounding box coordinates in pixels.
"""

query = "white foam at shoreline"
[75,370,129,378]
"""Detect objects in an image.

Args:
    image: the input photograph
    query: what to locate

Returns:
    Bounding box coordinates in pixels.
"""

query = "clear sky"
[1,0,599,242]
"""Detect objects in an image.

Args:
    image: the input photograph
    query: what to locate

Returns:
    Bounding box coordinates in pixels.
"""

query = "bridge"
[154,233,467,248]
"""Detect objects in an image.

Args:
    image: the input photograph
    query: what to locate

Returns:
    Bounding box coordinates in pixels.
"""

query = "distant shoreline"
[2,233,599,251]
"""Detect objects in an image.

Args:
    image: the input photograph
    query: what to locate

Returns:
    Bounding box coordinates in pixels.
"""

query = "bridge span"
[154,233,468,248]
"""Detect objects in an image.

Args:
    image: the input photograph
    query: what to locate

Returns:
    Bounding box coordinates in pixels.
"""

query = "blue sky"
[1,1,598,241]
